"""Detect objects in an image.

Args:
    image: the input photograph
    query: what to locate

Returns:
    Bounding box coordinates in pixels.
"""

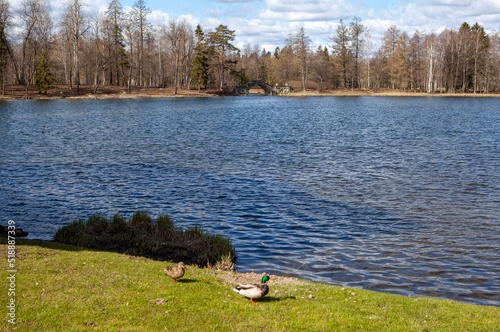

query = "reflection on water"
[0,96,499,306]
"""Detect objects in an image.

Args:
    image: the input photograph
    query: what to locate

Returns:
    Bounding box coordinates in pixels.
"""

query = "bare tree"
[34,0,51,53]
[484,31,499,93]
[393,32,411,91]
[382,25,401,89]
[16,0,40,85]
[409,31,424,91]
[240,44,261,81]
[487,31,500,92]
[275,46,295,84]
[287,27,311,91]
[183,29,194,89]
[331,19,351,88]
[131,0,150,87]
[259,48,274,84]
[362,29,372,88]
[165,18,193,94]
[458,23,473,92]
[350,16,365,88]
[63,0,88,95]
[424,34,438,93]
[123,17,135,93]
[89,12,110,94]
[0,0,8,26]
[0,0,10,94]
[470,23,488,93]
[310,46,331,91]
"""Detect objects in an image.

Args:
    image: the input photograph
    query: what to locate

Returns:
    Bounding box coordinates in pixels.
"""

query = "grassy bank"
[1,240,498,331]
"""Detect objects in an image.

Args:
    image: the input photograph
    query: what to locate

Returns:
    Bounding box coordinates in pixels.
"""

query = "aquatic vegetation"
[54,211,237,270]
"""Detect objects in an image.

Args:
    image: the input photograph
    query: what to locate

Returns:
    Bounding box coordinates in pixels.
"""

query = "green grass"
[1,239,498,331]
[53,211,236,269]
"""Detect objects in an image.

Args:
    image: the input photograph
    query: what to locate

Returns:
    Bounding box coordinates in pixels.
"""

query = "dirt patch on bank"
[208,271,309,286]
[0,84,218,100]
[1,84,498,100]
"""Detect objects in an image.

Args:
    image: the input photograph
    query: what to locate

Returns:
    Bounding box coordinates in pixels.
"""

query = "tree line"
[0,0,499,95]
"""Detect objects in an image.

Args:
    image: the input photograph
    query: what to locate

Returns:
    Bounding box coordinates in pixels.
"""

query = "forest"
[0,0,499,96]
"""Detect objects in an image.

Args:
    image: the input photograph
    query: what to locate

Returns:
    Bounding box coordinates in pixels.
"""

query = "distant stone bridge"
[232,80,291,96]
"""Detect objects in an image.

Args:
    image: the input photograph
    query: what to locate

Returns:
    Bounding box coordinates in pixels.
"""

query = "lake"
[0,96,499,306]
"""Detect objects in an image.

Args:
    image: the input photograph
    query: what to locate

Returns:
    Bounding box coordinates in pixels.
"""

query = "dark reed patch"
[54,211,237,270]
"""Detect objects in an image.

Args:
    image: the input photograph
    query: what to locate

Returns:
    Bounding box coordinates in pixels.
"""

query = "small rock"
[150,298,166,305]
[308,294,315,299]
[0,226,28,237]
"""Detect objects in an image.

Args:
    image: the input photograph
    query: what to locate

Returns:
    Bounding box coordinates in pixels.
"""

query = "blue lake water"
[0,96,499,306]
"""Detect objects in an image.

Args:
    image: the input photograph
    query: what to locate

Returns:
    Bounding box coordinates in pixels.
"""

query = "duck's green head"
[262,275,273,284]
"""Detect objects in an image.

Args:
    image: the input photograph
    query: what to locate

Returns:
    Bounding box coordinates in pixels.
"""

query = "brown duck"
[164,262,186,282]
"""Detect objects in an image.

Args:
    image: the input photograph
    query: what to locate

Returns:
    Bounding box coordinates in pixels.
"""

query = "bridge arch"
[232,80,288,96]
[246,80,274,95]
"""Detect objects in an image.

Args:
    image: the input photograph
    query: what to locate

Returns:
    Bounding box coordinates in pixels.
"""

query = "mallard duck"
[164,262,186,282]
[233,275,273,304]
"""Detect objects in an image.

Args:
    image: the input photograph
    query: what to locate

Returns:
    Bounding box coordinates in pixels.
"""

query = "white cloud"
[358,0,500,46]
[202,16,224,30]
[260,0,355,21]
[422,0,470,6]
[147,9,171,26]
[5,0,500,52]
[193,0,500,50]
[476,13,500,25]
[364,18,397,33]
[214,0,261,3]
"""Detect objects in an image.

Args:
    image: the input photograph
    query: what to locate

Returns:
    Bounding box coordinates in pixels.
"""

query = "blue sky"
[10,0,500,50]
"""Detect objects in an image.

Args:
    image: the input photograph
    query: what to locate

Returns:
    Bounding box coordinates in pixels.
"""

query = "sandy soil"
[288,88,500,97]
[1,84,499,100]
[207,270,309,286]
[0,84,217,100]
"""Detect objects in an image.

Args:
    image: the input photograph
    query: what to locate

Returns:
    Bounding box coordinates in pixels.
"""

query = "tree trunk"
[219,49,224,90]
[127,59,132,94]
[427,47,434,93]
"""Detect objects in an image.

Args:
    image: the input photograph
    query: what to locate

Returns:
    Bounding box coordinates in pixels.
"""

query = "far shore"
[0,84,499,100]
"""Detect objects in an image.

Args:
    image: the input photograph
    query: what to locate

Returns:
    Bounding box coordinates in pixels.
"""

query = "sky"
[8,0,500,51]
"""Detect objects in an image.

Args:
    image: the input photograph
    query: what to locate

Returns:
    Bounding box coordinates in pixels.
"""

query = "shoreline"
[0,238,498,331]
[4,237,499,307]
[0,85,499,100]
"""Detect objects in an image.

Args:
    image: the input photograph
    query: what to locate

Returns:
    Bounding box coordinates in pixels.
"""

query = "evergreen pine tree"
[191,24,209,92]
[35,52,55,95]
[105,0,129,86]
[208,24,238,90]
